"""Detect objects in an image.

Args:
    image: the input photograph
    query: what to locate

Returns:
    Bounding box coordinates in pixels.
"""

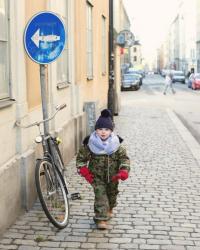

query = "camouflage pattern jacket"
[76,136,130,183]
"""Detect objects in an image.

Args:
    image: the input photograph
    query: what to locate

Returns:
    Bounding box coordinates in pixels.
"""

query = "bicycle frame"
[15,103,80,200]
[15,103,66,158]
[46,136,68,192]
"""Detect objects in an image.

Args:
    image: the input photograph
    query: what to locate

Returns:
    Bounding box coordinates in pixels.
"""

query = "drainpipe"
[108,0,114,118]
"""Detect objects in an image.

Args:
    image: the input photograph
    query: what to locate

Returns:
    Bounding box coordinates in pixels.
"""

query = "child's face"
[96,128,112,141]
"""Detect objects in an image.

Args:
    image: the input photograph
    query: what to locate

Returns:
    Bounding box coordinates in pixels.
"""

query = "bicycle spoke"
[35,160,69,228]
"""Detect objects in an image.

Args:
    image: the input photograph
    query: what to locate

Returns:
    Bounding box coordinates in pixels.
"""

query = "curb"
[167,108,200,165]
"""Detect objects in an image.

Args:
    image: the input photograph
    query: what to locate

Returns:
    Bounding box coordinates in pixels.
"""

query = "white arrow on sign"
[31,29,60,48]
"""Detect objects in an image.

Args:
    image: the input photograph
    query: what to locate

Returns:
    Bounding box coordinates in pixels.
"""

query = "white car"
[172,71,185,83]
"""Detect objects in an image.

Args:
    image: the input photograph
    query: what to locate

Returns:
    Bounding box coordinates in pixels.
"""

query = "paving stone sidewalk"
[1,105,200,250]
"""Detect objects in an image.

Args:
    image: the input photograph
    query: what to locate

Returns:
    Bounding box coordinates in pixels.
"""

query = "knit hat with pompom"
[95,109,113,130]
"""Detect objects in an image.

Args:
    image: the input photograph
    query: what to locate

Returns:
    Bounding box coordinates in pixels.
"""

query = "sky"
[123,0,180,61]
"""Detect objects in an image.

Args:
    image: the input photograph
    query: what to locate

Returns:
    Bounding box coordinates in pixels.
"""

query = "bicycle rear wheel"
[35,159,69,229]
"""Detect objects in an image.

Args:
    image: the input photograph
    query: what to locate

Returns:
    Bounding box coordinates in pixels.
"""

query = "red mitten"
[78,166,90,177]
[112,169,128,182]
[119,169,129,180]
[78,166,94,184]
[85,173,94,184]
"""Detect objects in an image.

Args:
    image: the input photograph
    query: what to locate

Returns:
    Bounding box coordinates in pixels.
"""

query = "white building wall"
[179,2,186,72]
[0,0,28,234]
[0,0,27,166]
[184,0,196,72]
[196,0,200,72]
[164,0,196,73]
[169,22,175,68]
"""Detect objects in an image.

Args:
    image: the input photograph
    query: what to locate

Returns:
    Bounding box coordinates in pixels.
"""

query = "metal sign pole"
[40,64,49,134]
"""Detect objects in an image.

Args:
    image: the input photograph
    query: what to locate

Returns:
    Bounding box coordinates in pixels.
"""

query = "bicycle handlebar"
[15,103,67,129]
[56,103,67,111]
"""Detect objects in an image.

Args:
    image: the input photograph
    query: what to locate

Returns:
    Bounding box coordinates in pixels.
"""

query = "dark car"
[121,74,140,91]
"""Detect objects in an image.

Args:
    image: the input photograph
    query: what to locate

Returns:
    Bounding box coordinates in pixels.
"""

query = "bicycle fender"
[36,157,49,162]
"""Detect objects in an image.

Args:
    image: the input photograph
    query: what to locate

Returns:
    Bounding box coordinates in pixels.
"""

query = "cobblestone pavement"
[1,97,200,249]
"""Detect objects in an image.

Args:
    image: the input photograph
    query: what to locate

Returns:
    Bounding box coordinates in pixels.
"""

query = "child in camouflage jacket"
[76,109,130,230]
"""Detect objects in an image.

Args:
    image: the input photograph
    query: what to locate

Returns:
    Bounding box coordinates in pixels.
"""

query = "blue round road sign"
[24,12,66,64]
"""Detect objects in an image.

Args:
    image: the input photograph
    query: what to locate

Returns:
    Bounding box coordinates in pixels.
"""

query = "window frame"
[86,1,93,80]
[0,0,11,101]
[56,0,69,90]
[101,15,106,75]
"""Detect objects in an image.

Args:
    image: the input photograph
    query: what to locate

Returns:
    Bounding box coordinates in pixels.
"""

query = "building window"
[134,56,137,62]
[102,15,106,75]
[134,47,137,52]
[0,0,10,100]
[86,2,93,79]
[57,0,69,87]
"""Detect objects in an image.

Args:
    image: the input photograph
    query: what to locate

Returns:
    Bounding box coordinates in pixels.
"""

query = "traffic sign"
[116,30,134,48]
[24,11,66,64]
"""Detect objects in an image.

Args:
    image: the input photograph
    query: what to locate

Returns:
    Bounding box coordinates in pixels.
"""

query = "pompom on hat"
[95,109,114,131]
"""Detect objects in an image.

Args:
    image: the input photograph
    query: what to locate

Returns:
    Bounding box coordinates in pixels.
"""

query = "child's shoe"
[107,209,113,218]
[96,221,108,230]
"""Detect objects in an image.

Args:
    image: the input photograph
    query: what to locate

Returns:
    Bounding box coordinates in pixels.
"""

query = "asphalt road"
[122,74,200,145]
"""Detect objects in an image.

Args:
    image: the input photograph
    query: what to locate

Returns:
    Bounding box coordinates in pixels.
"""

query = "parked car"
[127,68,143,85]
[191,73,200,90]
[121,73,140,91]
[137,69,145,78]
[172,71,185,83]
[148,71,154,75]
[121,63,130,75]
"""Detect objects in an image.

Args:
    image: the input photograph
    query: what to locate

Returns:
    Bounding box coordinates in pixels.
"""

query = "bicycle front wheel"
[35,159,69,229]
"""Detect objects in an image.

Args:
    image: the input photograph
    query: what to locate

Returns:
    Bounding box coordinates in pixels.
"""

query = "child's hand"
[84,173,94,183]
[78,166,94,184]
[78,166,90,177]
[112,169,128,182]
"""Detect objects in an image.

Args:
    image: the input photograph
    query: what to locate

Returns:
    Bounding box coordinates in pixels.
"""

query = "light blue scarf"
[88,131,120,155]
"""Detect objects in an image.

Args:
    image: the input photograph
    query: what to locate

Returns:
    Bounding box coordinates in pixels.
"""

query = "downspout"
[107,0,115,118]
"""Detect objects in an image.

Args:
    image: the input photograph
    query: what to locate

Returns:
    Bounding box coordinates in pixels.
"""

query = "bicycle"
[16,103,80,229]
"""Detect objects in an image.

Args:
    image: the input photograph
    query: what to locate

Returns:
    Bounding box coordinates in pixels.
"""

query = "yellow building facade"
[74,0,109,112]
[0,0,109,234]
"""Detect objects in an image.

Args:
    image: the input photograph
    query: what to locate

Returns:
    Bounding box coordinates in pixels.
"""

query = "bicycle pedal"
[70,192,81,200]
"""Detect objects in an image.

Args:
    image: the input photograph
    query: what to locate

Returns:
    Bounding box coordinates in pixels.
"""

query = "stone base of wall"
[0,112,86,235]
[0,157,22,235]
